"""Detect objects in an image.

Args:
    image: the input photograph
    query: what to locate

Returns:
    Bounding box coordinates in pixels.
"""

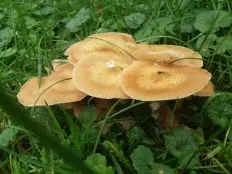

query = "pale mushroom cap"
[134,44,203,67]
[17,63,87,106]
[73,52,131,99]
[121,61,211,101]
[64,32,137,65]
[195,81,215,96]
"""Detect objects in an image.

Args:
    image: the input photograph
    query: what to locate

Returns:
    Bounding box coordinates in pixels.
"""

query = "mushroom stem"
[158,100,182,131]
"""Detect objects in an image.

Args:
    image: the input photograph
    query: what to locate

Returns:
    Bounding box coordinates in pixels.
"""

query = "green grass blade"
[0,85,95,174]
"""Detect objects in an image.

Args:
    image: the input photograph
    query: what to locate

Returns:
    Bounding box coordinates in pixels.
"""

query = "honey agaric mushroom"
[133,44,203,67]
[121,61,211,101]
[195,81,215,96]
[72,52,132,99]
[17,63,86,106]
[64,32,137,65]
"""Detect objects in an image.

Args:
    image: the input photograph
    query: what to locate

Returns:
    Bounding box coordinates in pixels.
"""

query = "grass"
[0,0,232,173]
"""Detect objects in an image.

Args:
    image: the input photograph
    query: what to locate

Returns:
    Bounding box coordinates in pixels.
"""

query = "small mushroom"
[133,44,203,67]
[72,51,132,99]
[17,63,86,106]
[64,32,137,65]
[195,81,214,96]
[121,61,211,101]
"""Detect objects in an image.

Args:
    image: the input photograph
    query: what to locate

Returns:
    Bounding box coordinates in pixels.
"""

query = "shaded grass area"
[0,0,232,173]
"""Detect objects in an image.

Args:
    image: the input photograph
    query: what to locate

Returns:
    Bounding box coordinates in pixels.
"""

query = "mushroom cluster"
[17,32,214,108]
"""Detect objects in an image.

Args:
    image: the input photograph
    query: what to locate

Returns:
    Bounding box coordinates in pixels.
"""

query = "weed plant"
[0,0,232,173]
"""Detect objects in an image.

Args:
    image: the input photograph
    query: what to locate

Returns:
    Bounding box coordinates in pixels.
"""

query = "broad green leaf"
[179,151,200,168]
[215,35,232,54]
[78,106,97,127]
[34,6,54,16]
[0,48,17,58]
[194,11,232,33]
[154,17,175,34]
[85,153,107,166]
[151,17,175,41]
[195,34,217,50]
[101,19,118,30]
[150,163,174,174]
[24,16,37,29]
[192,127,205,144]
[130,145,154,174]
[134,4,149,11]
[0,127,18,146]
[124,13,146,29]
[135,17,174,42]
[180,12,195,33]
[99,17,126,32]
[195,34,217,57]
[84,153,114,174]
[180,21,194,33]
[199,49,211,58]
[0,27,13,47]
[127,126,146,145]
[134,24,153,42]
[76,127,98,149]
[203,93,232,127]
[164,127,200,168]
[65,8,90,32]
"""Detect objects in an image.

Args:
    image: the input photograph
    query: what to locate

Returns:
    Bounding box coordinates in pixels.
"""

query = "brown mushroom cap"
[133,44,203,67]
[195,81,214,96]
[64,32,137,65]
[17,63,86,106]
[121,61,211,101]
[72,52,132,99]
